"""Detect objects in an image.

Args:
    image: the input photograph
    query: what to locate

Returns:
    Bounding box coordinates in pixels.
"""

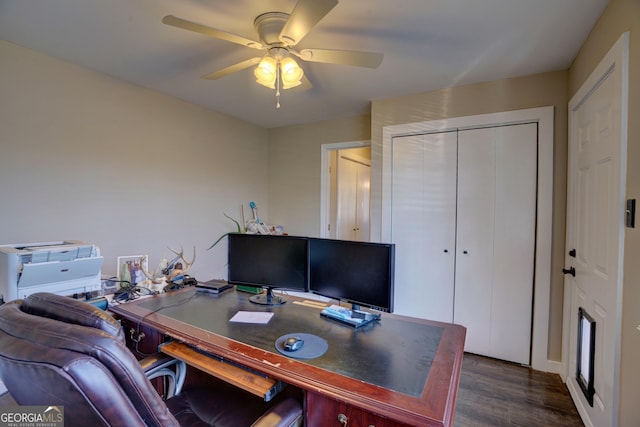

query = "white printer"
[0,240,103,302]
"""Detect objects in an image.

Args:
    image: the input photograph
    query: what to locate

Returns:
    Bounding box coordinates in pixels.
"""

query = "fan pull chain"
[275,62,281,109]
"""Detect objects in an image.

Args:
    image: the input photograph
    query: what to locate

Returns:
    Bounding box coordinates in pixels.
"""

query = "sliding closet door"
[391,131,457,322]
[454,124,537,364]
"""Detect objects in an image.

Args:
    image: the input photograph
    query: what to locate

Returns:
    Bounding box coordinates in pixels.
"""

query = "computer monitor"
[308,238,395,313]
[227,233,309,305]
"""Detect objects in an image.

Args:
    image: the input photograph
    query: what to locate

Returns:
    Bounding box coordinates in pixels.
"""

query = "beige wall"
[0,40,268,280]
[266,115,371,236]
[370,71,569,361]
[568,0,640,425]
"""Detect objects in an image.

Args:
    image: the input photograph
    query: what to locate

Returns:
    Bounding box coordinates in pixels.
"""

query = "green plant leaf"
[224,212,242,233]
[207,213,243,250]
[207,232,230,250]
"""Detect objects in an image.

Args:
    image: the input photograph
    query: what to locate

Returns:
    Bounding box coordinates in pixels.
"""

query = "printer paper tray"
[18,257,103,288]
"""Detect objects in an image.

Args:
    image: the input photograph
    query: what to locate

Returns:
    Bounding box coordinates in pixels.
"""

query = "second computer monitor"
[308,238,395,312]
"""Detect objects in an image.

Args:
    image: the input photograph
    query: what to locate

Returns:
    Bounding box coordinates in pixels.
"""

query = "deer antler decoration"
[164,246,196,281]
[139,255,168,284]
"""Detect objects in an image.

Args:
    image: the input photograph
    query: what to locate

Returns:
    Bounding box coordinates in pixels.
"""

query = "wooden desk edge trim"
[426,324,466,427]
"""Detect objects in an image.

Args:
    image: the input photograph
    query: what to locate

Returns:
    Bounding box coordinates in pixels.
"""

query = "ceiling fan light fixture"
[165,0,382,109]
[254,56,277,88]
[280,56,304,88]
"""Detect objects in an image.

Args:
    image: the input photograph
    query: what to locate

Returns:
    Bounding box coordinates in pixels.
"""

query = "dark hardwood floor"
[455,353,584,427]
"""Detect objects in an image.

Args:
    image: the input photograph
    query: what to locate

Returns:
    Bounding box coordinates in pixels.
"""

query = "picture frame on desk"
[117,255,148,286]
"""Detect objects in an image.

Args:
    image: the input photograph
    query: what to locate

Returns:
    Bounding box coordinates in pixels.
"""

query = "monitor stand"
[249,287,286,306]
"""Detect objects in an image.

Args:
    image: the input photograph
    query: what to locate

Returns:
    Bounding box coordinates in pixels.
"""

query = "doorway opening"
[320,141,371,240]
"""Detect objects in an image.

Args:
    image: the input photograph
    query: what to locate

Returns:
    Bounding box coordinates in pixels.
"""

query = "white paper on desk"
[229,311,274,324]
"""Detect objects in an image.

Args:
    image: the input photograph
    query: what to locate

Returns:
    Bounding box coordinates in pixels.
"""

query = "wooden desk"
[110,288,466,427]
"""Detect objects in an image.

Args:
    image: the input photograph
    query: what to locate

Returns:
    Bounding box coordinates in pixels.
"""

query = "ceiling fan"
[162,0,383,107]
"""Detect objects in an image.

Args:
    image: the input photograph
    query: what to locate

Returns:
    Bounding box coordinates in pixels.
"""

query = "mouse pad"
[275,333,328,359]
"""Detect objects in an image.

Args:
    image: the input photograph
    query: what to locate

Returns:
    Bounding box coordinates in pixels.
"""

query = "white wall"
[0,40,268,280]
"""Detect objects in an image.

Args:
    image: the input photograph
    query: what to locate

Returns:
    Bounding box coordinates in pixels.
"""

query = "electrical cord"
[113,282,157,304]
[132,291,199,356]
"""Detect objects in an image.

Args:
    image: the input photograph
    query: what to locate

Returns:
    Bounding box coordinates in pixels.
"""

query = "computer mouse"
[283,337,304,352]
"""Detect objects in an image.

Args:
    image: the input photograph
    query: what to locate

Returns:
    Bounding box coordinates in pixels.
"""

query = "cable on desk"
[113,282,158,304]
[133,291,199,356]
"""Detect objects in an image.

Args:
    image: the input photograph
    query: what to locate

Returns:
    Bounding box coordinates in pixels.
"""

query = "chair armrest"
[139,352,187,399]
[251,397,303,427]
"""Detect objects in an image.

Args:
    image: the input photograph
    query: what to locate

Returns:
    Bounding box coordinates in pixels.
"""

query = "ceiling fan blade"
[201,57,262,80]
[297,48,383,69]
[162,15,264,50]
[279,0,338,46]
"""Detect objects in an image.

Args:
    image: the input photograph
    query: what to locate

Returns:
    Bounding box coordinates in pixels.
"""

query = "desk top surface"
[111,287,466,426]
[134,288,441,396]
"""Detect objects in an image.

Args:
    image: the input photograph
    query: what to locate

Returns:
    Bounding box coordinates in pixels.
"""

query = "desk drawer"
[118,317,166,358]
[306,391,407,427]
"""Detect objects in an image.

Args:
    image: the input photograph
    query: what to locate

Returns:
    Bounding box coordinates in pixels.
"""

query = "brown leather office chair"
[0,293,303,427]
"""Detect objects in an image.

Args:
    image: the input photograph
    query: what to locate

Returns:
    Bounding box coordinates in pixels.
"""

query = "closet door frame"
[381,106,555,373]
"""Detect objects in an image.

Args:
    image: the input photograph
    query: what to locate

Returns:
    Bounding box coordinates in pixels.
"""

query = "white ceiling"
[0,0,609,129]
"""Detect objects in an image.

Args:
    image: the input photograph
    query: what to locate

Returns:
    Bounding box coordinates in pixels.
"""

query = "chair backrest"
[0,293,179,427]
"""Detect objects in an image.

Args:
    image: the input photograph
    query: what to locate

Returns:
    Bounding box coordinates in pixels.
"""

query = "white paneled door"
[336,151,371,242]
[564,33,627,427]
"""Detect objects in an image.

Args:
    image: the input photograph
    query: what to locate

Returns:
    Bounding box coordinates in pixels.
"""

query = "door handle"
[562,266,576,277]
